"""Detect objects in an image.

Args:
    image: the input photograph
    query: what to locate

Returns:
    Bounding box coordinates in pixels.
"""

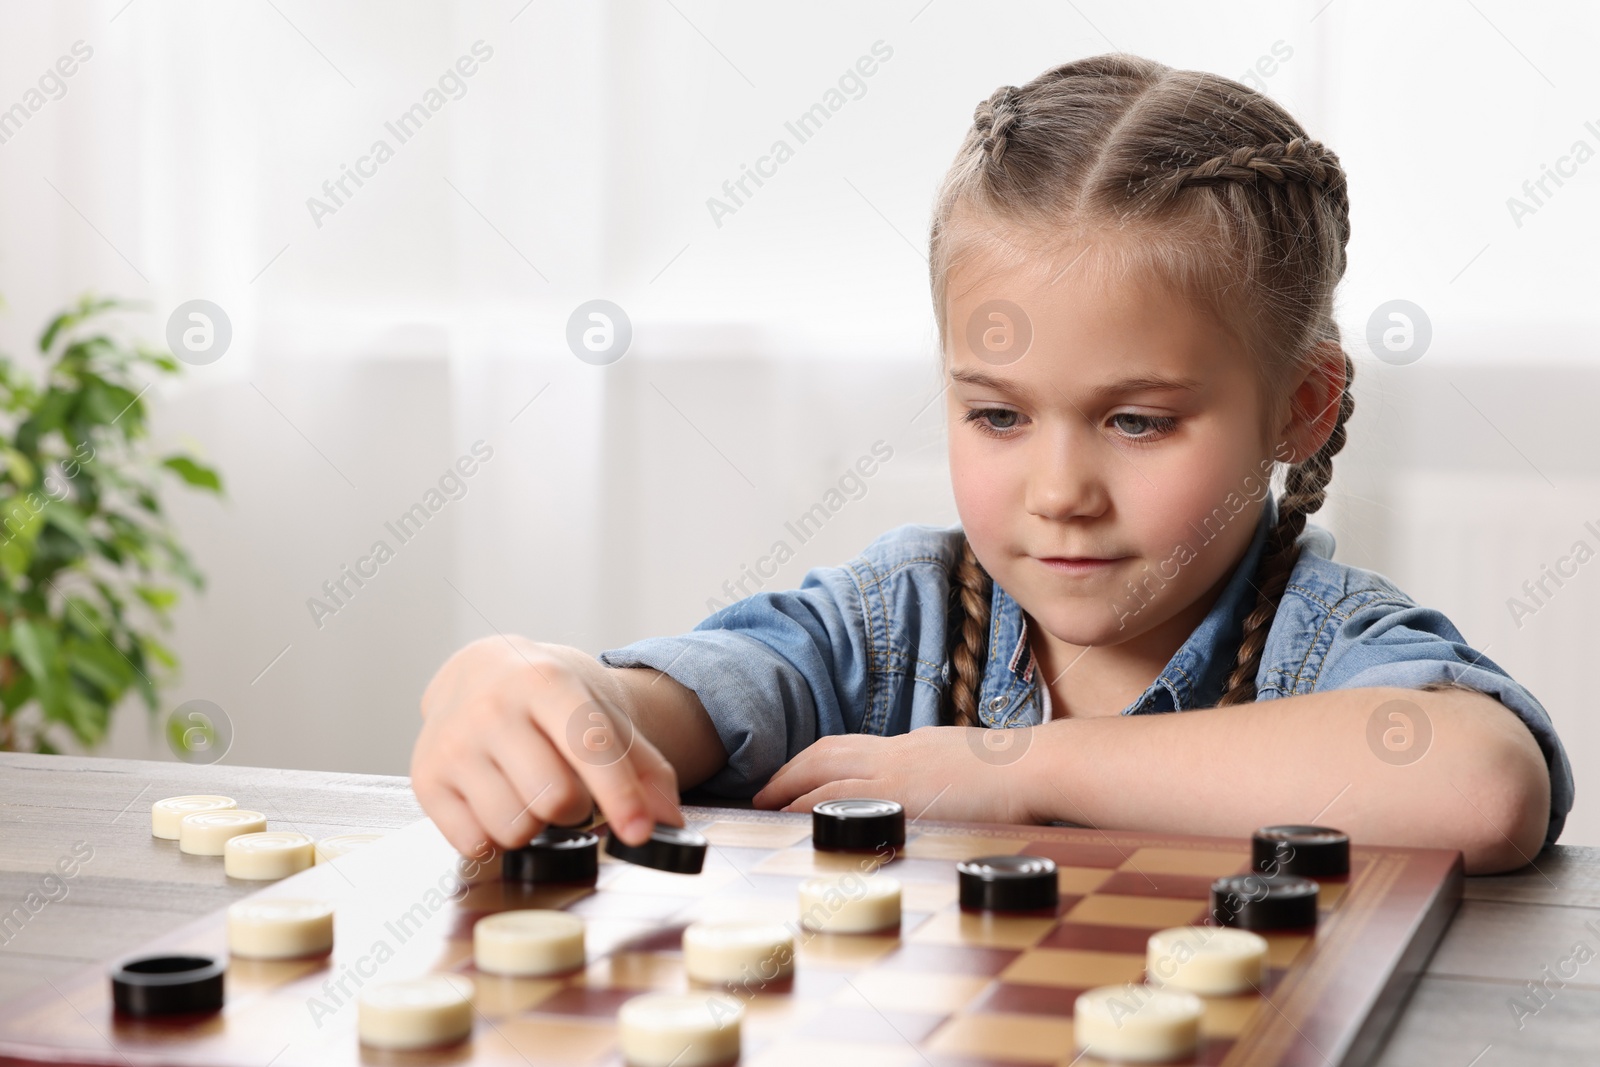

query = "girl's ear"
[1275,341,1347,465]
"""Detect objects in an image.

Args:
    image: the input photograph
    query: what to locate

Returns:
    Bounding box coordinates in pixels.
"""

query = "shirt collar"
[975,493,1278,725]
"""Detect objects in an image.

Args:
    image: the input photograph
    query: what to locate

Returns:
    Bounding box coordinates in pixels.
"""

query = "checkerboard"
[0,806,1462,1066]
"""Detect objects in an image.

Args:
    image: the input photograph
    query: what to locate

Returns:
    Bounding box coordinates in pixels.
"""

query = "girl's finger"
[457,754,548,848]
[416,779,490,857]
[631,739,686,828]
[488,723,595,829]
[782,778,880,814]
[539,703,660,847]
[754,744,827,806]
[755,736,866,807]
[751,768,805,809]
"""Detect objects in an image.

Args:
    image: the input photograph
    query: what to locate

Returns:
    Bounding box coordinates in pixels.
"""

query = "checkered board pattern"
[0,807,1462,1067]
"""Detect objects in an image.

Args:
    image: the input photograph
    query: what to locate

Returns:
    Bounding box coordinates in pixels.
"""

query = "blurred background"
[0,0,1594,845]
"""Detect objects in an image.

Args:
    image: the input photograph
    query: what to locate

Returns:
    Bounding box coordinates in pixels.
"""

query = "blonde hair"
[932,53,1355,725]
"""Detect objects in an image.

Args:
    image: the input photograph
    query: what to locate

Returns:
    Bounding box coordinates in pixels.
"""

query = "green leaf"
[62,338,122,377]
[92,536,124,566]
[134,674,157,714]
[37,682,68,731]
[63,688,106,745]
[92,579,128,618]
[166,712,217,759]
[28,389,73,436]
[2,449,35,488]
[139,634,177,672]
[62,596,107,640]
[0,540,29,580]
[1,671,35,715]
[38,296,121,354]
[136,346,181,373]
[82,378,134,426]
[134,585,178,610]
[0,498,42,580]
[0,496,44,543]
[66,637,130,694]
[160,455,222,492]
[42,503,94,553]
[10,619,57,684]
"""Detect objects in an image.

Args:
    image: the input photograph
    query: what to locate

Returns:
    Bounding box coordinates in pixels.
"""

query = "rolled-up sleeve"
[595,562,871,798]
[1316,598,1576,849]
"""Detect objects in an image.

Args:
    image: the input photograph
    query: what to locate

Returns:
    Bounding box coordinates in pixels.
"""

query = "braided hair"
[944,537,993,728]
[931,54,1355,724]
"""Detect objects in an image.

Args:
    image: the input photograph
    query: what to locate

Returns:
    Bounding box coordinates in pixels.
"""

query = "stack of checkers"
[113,797,390,1021]
[1210,824,1350,931]
[147,795,385,877]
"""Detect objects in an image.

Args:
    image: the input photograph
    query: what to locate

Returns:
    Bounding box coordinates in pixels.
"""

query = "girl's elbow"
[1457,733,1552,875]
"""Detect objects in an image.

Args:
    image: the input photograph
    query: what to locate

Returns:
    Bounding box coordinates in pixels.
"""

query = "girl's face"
[943,238,1284,652]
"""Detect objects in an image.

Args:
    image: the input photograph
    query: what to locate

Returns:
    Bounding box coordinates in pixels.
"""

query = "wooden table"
[2,752,1596,1065]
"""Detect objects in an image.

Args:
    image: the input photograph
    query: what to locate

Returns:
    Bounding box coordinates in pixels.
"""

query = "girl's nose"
[1024,426,1109,521]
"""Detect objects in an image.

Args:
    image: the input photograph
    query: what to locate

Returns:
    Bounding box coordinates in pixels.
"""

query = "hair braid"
[1140,138,1351,275]
[974,85,1022,165]
[1144,139,1346,201]
[942,533,993,727]
[1215,349,1356,705]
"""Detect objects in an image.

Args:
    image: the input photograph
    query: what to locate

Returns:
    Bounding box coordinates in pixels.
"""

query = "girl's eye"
[961,408,1178,442]
[1109,413,1178,441]
[962,408,1023,437]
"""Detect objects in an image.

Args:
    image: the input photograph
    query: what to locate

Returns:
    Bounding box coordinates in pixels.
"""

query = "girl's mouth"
[1034,556,1126,575]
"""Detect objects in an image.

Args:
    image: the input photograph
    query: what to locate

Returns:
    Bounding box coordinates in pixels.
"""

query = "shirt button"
[987,696,1007,712]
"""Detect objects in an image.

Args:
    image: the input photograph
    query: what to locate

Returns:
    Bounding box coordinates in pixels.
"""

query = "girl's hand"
[411,636,684,855]
[749,726,1035,826]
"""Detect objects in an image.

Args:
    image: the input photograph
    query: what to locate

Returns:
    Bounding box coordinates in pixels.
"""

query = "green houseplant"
[0,295,222,753]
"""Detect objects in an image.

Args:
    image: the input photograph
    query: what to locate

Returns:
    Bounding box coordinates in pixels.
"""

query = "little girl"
[412,53,1573,876]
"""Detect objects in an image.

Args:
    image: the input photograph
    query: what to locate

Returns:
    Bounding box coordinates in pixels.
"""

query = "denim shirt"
[598,494,1576,849]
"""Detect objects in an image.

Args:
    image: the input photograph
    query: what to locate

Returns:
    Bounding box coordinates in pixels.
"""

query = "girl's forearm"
[585,656,728,791]
[1019,686,1550,875]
